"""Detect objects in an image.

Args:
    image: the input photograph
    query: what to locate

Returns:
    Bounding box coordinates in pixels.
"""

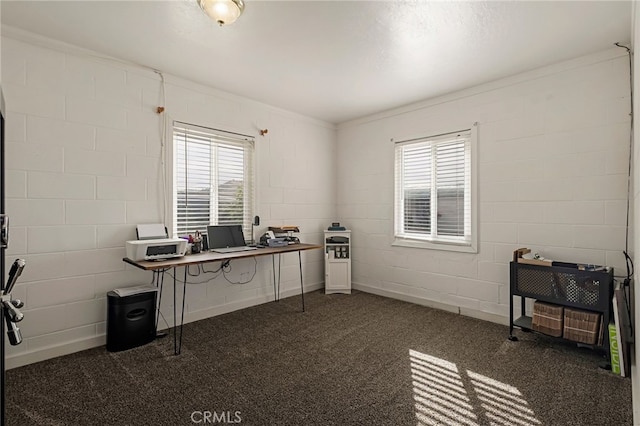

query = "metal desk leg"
[272,255,277,302]
[272,251,304,312]
[167,266,188,355]
[277,254,281,301]
[272,254,282,302]
[173,267,177,355]
[298,251,305,312]
[177,265,187,355]
[155,270,164,332]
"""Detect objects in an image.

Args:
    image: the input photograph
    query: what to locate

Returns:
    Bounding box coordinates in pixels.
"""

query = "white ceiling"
[1,1,633,124]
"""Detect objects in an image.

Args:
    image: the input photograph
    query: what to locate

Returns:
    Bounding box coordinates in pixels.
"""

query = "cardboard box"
[513,248,552,266]
[563,308,601,345]
[532,301,563,337]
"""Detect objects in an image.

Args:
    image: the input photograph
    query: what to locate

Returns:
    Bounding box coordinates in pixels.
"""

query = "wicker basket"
[532,301,563,337]
[563,308,601,345]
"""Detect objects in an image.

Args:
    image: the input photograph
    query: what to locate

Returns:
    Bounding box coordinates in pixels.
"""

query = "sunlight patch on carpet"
[410,349,541,426]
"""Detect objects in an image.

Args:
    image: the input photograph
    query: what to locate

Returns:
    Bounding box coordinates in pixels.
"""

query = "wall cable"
[155,258,256,286]
[614,42,634,339]
[222,258,258,285]
[613,43,634,281]
[155,70,168,226]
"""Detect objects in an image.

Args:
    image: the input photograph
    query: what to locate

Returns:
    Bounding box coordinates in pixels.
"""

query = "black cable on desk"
[161,261,231,285]
[223,258,257,285]
[201,262,224,274]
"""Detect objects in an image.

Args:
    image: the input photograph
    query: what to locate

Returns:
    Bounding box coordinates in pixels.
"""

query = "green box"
[608,323,621,375]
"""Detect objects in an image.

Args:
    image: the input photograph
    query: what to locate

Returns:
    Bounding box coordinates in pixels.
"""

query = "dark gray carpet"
[5,290,632,425]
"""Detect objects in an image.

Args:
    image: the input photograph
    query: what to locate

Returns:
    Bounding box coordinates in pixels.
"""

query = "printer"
[125,238,187,261]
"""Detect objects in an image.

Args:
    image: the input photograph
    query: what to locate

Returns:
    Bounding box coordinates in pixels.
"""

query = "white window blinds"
[173,122,255,238]
[394,129,471,246]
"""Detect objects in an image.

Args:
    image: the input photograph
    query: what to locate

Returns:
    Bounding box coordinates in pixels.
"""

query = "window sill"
[392,237,477,253]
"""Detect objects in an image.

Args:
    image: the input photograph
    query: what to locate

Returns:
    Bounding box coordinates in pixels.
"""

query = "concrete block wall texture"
[337,48,631,324]
[1,31,336,367]
[0,29,632,367]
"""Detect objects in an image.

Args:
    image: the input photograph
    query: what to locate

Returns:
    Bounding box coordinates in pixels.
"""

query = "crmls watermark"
[191,411,242,424]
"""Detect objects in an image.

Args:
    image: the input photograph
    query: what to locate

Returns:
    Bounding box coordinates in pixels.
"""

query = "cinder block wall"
[1,30,336,367]
[337,48,631,323]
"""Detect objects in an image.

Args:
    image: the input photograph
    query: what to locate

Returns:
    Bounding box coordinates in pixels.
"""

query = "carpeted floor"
[5,290,633,425]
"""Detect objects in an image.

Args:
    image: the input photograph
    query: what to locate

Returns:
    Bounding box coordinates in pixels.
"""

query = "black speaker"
[107,290,156,352]
[253,216,260,226]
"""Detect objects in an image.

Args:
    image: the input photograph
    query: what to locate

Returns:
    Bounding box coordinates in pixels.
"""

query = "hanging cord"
[154,70,168,226]
[164,263,224,285]
[614,42,634,285]
[615,42,634,338]
[222,258,258,285]
[158,259,256,286]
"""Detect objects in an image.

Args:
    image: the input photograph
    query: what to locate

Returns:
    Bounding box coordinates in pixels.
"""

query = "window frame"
[392,124,478,253]
[169,120,256,240]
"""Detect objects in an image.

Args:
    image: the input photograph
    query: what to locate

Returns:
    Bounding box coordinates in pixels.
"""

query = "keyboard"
[212,246,258,254]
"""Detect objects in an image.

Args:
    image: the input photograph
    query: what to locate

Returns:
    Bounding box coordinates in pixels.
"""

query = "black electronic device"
[207,225,257,253]
[327,236,349,244]
[207,225,246,249]
[268,226,301,245]
[259,232,287,247]
[250,216,260,245]
[328,222,346,231]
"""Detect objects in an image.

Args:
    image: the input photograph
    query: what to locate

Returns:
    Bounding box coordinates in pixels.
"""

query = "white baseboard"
[6,336,106,370]
[6,282,324,369]
[353,281,509,326]
[8,281,507,369]
[174,281,324,325]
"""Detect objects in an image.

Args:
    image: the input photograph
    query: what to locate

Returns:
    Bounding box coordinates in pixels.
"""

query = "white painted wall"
[337,48,631,324]
[0,30,336,368]
[0,21,632,383]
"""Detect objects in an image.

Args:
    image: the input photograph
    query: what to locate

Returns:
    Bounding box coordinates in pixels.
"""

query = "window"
[172,122,255,239]
[394,126,476,252]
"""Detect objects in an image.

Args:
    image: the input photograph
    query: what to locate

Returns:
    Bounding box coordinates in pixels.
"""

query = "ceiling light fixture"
[197,0,245,26]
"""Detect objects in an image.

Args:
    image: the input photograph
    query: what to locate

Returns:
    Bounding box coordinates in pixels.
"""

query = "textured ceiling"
[1,1,633,124]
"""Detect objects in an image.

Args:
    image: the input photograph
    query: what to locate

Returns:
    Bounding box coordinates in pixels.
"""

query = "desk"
[123,243,322,354]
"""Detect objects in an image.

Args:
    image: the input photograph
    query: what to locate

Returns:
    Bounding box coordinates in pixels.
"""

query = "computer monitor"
[207,225,247,249]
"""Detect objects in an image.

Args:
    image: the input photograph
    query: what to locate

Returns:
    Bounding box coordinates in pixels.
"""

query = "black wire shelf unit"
[509,261,614,363]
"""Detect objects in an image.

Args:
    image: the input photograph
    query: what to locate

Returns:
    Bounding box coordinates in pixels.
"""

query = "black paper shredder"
[107,289,156,352]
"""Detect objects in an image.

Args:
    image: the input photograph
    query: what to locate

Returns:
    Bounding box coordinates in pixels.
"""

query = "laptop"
[207,225,257,254]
